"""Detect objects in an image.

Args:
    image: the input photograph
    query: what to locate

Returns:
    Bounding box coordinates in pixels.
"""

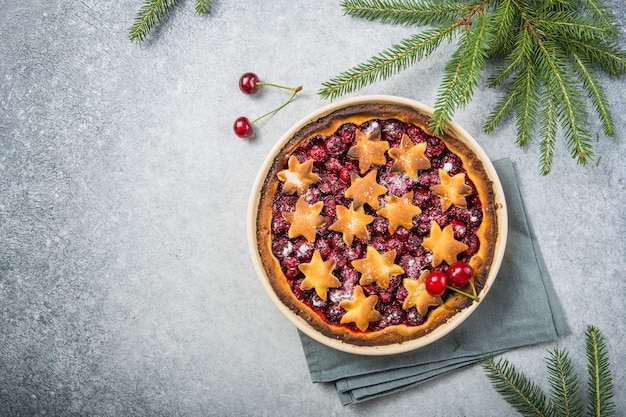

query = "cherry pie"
[253,99,502,348]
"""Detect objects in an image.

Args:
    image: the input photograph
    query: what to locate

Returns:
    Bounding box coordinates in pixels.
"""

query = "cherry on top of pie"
[421,221,469,267]
[402,271,444,316]
[347,127,390,174]
[298,250,341,301]
[376,191,422,235]
[352,246,404,289]
[388,133,431,178]
[339,285,382,331]
[328,202,374,246]
[282,197,325,242]
[277,155,321,195]
[345,170,388,210]
[430,169,472,212]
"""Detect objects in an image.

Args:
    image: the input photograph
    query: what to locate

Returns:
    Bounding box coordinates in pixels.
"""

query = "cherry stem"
[257,81,301,92]
[446,284,477,300]
[251,86,303,124]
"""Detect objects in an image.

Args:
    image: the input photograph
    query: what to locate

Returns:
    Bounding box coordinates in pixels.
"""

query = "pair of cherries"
[425,261,474,298]
[233,72,302,138]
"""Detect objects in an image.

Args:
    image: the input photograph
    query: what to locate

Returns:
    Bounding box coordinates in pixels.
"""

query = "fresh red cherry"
[425,271,447,297]
[239,72,259,95]
[446,261,473,288]
[233,117,254,138]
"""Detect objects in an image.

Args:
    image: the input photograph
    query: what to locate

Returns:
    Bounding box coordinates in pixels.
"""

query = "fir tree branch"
[536,38,593,165]
[129,0,179,42]
[546,347,583,417]
[488,28,533,87]
[561,37,626,78]
[586,325,616,417]
[512,60,538,146]
[481,356,550,417]
[318,22,459,100]
[484,83,515,133]
[431,8,490,134]
[538,86,558,174]
[341,0,473,26]
[578,0,619,35]
[488,0,519,55]
[195,0,212,14]
[320,0,626,173]
[532,12,612,42]
[569,51,615,136]
[128,0,212,42]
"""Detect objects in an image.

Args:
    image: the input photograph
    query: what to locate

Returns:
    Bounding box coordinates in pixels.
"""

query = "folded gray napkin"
[298,158,570,405]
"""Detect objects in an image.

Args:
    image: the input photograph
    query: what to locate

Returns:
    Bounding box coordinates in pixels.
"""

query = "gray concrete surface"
[1,1,624,415]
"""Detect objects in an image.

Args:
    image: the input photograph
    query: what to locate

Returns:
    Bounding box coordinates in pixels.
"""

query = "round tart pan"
[247,95,508,355]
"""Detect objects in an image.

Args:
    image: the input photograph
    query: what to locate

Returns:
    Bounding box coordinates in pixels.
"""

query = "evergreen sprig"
[128,0,212,42]
[481,325,615,417]
[319,0,626,174]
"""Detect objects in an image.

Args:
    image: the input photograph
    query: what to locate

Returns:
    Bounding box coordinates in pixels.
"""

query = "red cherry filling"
[270,119,483,331]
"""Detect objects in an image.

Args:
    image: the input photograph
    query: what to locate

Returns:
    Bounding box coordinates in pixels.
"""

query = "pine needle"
[483,83,515,133]
[586,325,616,417]
[318,22,459,100]
[546,347,583,417]
[536,38,593,166]
[128,0,179,42]
[512,60,538,147]
[431,10,490,134]
[488,0,517,55]
[128,0,212,42]
[195,0,212,14]
[570,52,615,136]
[481,356,550,417]
[341,0,472,26]
[538,86,558,175]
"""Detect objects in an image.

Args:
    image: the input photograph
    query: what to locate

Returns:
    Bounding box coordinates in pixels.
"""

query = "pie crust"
[253,99,501,349]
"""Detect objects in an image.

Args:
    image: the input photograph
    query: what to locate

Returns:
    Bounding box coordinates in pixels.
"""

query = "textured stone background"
[1,1,624,416]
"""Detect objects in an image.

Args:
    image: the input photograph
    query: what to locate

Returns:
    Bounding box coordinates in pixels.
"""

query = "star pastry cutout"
[344,170,388,210]
[376,191,423,234]
[402,271,443,316]
[388,134,431,178]
[430,169,472,212]
[299,250,341,301]
[352,246,404,289]
[340,285,382,331]
[328,202,374,246]
[282,197,326,242]
[421,221,469,267]
[277,155,321,195]
[347,128,390,174]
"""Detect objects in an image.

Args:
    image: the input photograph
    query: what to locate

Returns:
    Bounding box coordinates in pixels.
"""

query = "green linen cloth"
[298,158,570,405]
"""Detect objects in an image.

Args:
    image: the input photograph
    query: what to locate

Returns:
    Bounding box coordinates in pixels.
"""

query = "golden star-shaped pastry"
[421,221,469,267]
[277,155,321,195]
[282,197,326,242]
[376,191,423,234]
[352,246,404,289]
[402,271,443,316]
[347,128,390,174]
[388,134,431,178]
[340,285,382,331]
[430,169,472,212]
[328,202,374,246]
[299,250,341,301]
[344,170,388,210]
